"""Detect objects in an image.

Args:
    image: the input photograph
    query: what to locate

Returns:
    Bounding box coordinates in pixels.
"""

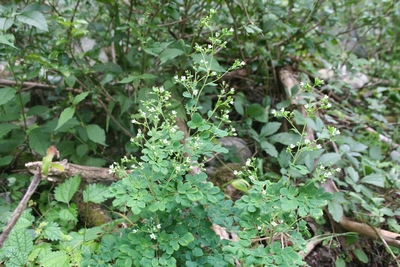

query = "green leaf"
[59,204,78,222]
[334,258,345,267]
[42,221,62,241]
[64,74,76,87]
[328,200,343,223]
[119,73,158,83]
[28,128,51,156]
[3,229,32,266]
[55,107,75,131]
[361,174,385,187]
[40,251,70,267]
[178,232,194,246]
[83,183,109,203]
[346,166,359,183]
[0,34,17,49]
[0,123,19,138]
[72,92,89,106]
[191,54,226,72]
[231,179,250,193]
[260,141,278,157]
[318,153,341,166]
[0,87,16,106]
[0,17,15,32]
[160,48,184,65]
[0,156,13,167]
[246,103,265,118]
[54,175,81,204]
[50,163,65,172]
[353,249,368,263]
[269,132,300,146]
[243,24,263,34]
[17,11,48,31]
[86,124,107,145]
[260,122,281,137]
[188,113,203,129]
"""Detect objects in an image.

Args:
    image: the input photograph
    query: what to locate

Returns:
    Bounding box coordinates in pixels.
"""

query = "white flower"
[132,229,137,233]
[324,95,328,99]
[174,75,178,80]
[172,110,177,115]
[336,168,341,172]
[304,139,310,144]
[208,44,212,49]
[271,109,276,115]
[262,190,267,195]
[249,175,255,180]
[240,61,246,66]
[280,108,285,113]
[230,28,234,32]
[290,144,295,149]
[193,89,199,96]
[150,233,156,239]
[316,144,322,149]
[157,224,161,229]
[246,158,251,166]
[233,170,238,175]
[131,119,137,124]
[181,76,186,81]
[257,226,262,230]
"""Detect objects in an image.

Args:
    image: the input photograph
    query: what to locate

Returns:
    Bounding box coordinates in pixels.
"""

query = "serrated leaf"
[3,229,32,266]
[59,204,78,222]
[160,48,184,64]
[361,174,385,187]
[318,153,341,166]
[72,92,89,106]
[55,107,75,131]
[0,123,19,138]
[86,124,107,145]
[328,200,343,222]
[0,87,16,106]
[54,175,81,204]
[17,11,48,31]
[43,222,62,241]
[83,183,109,203]
[40,251,70,267]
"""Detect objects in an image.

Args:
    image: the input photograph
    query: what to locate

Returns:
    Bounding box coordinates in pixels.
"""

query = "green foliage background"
[0,0,399,266]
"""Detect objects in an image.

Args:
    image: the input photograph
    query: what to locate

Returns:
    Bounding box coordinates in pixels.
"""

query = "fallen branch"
[25,160,120,183]
[0,169,41,249]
